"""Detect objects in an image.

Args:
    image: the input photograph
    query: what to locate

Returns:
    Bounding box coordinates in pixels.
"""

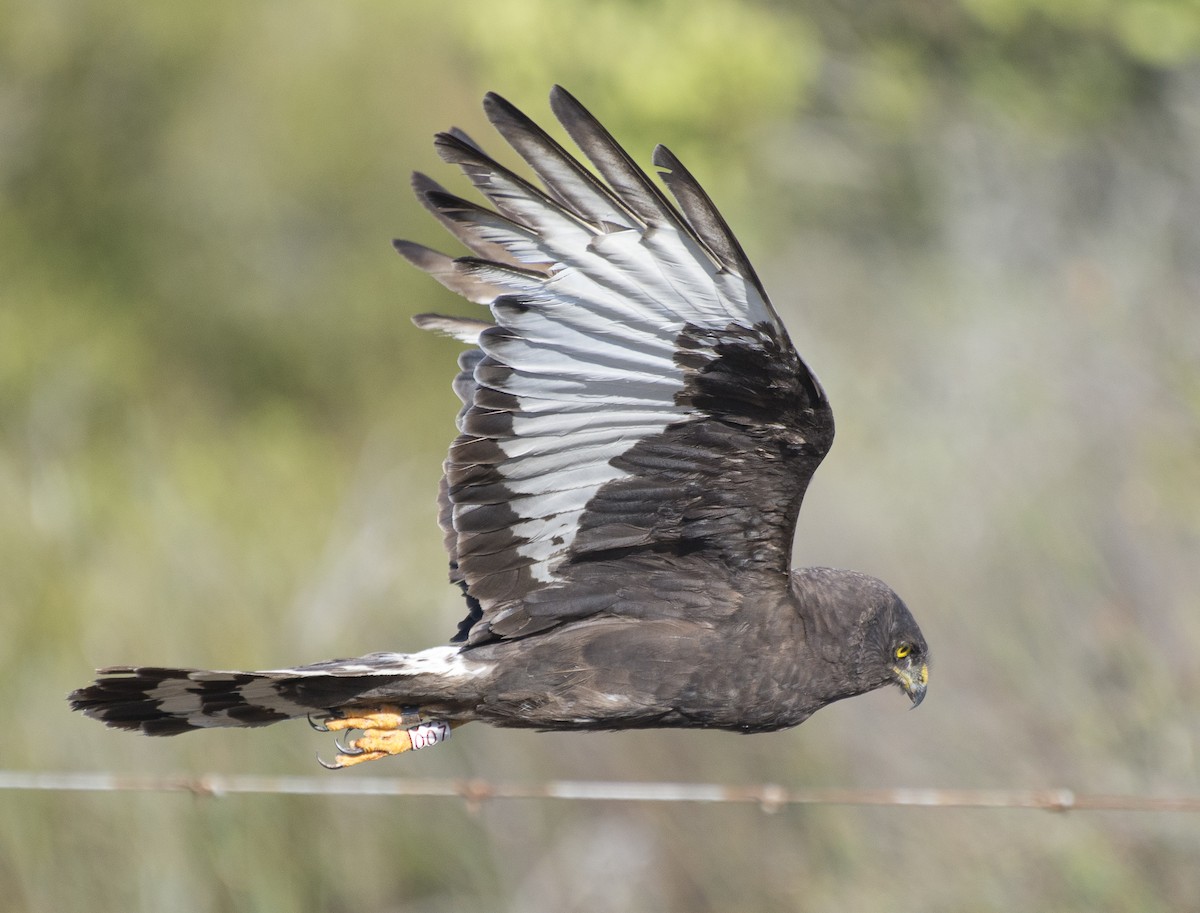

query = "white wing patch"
[462,243,729,585]
[406,88,788,612]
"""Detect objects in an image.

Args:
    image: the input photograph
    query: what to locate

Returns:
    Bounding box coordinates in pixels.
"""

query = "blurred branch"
[4,771,1198,813]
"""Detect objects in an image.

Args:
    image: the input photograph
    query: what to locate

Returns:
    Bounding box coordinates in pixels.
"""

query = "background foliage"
[2,0,1199,910]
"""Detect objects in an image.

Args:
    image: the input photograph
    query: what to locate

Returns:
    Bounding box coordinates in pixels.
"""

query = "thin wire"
[3,771,1199,813]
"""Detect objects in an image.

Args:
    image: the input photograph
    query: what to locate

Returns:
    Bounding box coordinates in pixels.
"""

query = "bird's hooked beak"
[893,660,929,708]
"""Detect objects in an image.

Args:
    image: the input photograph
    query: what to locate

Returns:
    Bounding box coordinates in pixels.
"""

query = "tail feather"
[69,647,485,736]
[69,667,381,735]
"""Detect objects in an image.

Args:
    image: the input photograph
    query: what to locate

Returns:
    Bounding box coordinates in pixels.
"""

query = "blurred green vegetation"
[2,0,1199,911]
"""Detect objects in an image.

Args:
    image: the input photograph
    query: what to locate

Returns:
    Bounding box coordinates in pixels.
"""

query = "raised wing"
[400,87,833,645]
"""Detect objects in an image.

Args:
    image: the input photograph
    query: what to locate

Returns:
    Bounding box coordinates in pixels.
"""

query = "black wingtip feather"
[433,131,478,166]
[652,144,769,302]
[447,126,485,153]
[548,85,714,260]
[409,180,532,267]
[484,90,639,230]
[392,238,441,266]
[411,171,447,197]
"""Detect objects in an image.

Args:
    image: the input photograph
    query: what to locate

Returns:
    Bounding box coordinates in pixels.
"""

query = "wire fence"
[4,771,1199,814]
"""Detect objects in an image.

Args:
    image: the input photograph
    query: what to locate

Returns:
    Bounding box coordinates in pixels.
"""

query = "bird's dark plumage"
[70,87,928,762]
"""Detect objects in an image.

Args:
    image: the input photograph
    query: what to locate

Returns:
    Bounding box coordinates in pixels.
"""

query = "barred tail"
[68,647,482,736]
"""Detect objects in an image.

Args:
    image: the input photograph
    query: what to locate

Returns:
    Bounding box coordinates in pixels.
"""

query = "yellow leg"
[323,705,411,734]
[315,707,463,769]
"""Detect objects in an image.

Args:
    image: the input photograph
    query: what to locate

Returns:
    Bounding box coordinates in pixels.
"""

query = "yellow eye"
[895,644,911,659]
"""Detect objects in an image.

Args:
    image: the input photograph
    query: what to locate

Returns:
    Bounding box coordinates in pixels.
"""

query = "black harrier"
[71,87,929,768]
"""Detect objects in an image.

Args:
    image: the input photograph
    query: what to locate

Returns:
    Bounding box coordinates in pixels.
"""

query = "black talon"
[316,752,344,770]
[307,713,331,732]
[333,736,363,756]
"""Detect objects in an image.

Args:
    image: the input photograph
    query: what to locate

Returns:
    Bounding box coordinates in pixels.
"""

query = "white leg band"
[407,721,452,750]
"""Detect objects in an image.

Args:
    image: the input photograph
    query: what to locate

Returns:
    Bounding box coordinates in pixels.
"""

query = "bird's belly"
[468,620,816,733]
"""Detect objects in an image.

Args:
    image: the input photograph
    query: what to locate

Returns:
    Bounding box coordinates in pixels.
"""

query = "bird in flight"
[70,87,929,768]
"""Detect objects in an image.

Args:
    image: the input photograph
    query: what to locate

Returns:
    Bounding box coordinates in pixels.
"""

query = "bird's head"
[860,585,929,708]
[795,568,930,708]
[886,632,929,708]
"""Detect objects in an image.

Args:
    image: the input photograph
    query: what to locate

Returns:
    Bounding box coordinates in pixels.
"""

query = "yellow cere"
[919,663,929,685]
